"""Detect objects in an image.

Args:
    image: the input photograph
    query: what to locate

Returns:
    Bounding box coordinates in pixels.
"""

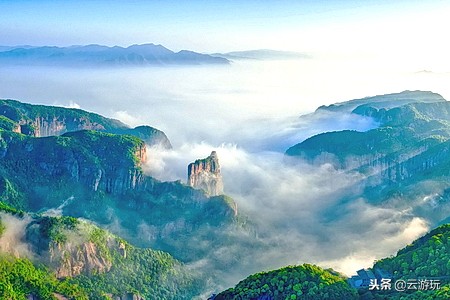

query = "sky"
[1,0,450,61]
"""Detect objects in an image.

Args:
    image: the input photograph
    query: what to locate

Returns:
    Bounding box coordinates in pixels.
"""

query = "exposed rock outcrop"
[50,241,113,278]
[1,129,147,196]
[0,99,172,148]
[188,151,223,196]
[106,293,144,300]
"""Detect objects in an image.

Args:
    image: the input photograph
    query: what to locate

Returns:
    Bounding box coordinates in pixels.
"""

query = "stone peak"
[187,150,223,196]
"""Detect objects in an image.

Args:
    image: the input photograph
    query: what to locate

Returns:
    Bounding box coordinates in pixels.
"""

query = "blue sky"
[1,0,448,54]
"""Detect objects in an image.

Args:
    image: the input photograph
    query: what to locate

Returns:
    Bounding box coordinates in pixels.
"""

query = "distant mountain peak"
[0,43,229,66]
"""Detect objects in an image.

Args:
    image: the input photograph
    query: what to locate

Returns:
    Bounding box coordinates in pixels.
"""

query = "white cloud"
[143,141,430,290]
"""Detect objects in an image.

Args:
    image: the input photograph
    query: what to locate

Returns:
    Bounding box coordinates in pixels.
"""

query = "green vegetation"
[62,130,145,166]
[0,208,202,299]
[0,128,146,210]
[0,255,88,300]
[0,98,171,147]
[39,216,80,244]
[0,200,25,217]
[0,175,26,211]
[71,244,200,300]
[216,264,358,300]
[286,100,450,166]
[0,218,5,237]
[0,115,17,131]
[0,99,127,132]
[374,224,450,278]
[215,224,450,300]
[359,223,450,300]
[56,220,201,299]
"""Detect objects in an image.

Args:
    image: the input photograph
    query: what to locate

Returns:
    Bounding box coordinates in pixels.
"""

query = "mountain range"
[287,90,450,226]
[1,91,450,299]
[0,44,229,66]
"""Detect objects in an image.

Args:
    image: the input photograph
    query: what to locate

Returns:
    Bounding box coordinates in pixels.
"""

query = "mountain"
[0,99,238,265]
[213,264,358,300]
[0,203,201,299]
[3,91,450,298]
[0,44,230,66]
[0,99,172,148]
[188,151,224,197]
[0,99,247,298]
[358,223,450,299]
[286,90,450,225]
[212,49,311,60]
[314,90,445,113]
[213,223,450,300]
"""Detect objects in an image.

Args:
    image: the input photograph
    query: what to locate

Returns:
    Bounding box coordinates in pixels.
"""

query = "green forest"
[215,264,358,300]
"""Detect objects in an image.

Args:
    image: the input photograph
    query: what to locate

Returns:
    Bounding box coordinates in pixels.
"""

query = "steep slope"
[214,264,358,300]
[214,224,450,300]
[0,255,88,300]
[0,203,202,299]
[286,95,450,165]
[0,99,239,266]
[0,99,172,148]
[357,223,450,299]
[0,129,147,208]
[188,151,224,196]
[285,91,450,224]
[374,224,450,279]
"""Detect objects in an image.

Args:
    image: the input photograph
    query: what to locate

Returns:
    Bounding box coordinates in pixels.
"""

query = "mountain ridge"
[0,43,230,66]
[213,223,450,299]
[0,98,172,148]
[0,203,202,299]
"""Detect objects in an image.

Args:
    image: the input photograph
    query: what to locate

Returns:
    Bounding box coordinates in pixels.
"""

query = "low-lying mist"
[0,213,34,259]
[1,57,448,294]
[1,58,449,148]
[145,142,429,293]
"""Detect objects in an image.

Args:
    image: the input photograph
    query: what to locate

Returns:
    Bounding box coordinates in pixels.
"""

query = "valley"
[1,90,449,299]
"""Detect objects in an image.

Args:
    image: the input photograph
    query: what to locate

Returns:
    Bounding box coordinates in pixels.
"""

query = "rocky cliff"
[286,98,450,173]
[285,92,450,213]
[0,129,147,204]
[0,100,240,273]
[188,151,224,196]
[0,99,172,148]
[0,206,201,299]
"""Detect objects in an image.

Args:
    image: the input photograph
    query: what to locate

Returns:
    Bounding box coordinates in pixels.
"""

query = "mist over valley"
[1,2,450,298]
[1,53,450,298]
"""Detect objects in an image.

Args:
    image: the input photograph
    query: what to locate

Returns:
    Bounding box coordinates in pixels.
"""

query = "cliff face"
[0,209,201,299]
[188,151,224,196]
[0,99,172,148]
[285,95,450,207]
[50,241,113,278]
[0,130,147,200]
[31,116,105,137]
